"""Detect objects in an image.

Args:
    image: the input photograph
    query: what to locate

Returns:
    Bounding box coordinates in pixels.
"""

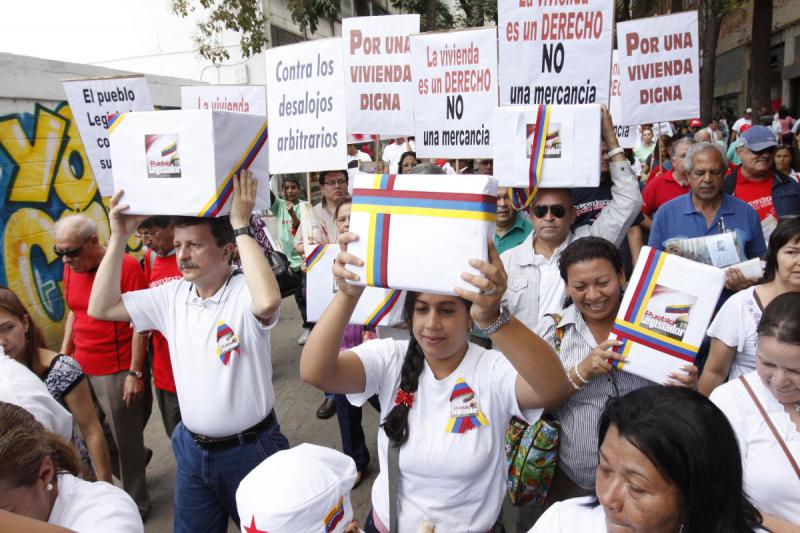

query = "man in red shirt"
[55,214,151,518]
[138,216,183,436]
[641,137,695,230]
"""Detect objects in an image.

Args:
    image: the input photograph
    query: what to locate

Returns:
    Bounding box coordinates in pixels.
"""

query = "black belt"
[187,410,276,450]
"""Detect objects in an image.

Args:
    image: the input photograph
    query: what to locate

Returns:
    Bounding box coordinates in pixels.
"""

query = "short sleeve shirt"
[42,354,85,408]
[143,250,182,393]
[641,170,691,217]
[269,196,305,270]
[706,286,762,381]
[122,273,279,437]
[49,474,143,533]
[347,339,540,532]
[529,497,607,532]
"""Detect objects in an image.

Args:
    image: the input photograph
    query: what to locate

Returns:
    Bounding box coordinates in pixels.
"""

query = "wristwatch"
[480,304,512,336]
[128,370,143,379]
[233,226,255,238]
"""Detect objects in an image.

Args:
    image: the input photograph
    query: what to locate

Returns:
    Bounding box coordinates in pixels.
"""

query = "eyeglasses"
[53,236,90,258]
[324,179,348,187]
[532,204,567,219]
[137,229,159,240]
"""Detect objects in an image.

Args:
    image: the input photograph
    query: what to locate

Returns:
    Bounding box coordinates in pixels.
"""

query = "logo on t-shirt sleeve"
[215,321,240,365]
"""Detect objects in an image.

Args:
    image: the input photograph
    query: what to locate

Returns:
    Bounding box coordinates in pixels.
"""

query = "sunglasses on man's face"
[532,204,567,219]
[53,237,89,259]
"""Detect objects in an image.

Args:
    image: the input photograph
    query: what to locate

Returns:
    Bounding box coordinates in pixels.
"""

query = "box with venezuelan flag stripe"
[305,243,405,326]
[610,246,725,384]
[346,173,497,295]
[109,110,269,216]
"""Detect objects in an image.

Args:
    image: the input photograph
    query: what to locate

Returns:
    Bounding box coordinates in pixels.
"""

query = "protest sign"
[343,14,419,136]
[609,51,638,149]
[616,11,699,125]
[493,104,602,188]
[265,38,347,174]
[410,27,497,159]
[181,85,267,115]
[62,76,153,196]
[498,0,614,106]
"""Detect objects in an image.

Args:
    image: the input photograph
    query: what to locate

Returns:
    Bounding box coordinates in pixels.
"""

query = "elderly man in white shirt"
[500,107,642,331]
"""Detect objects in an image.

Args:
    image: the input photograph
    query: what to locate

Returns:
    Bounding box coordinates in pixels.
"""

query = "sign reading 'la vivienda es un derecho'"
[498,0,614,106]
[343,14,420,136]
[265,38,347,174]
[411,27,497,159]
[616,11,700,125]
[181,85,267,115]
[62,76,154,196]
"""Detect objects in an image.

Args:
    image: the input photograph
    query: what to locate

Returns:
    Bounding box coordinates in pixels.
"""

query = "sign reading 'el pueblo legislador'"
[616,11,700,125]
[498,0,614,106]
[181,85,267,115]
[343,14,420,136]
[62,76,154,196]
[265,38,347,174]
[411,27,497,159]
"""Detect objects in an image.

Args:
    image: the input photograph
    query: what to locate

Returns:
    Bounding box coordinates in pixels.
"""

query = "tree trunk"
[749,0,773,116]
[425,0,437,30]
[699,0,722,122]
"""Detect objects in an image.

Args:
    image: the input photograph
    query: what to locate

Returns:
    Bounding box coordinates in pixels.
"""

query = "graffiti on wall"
[0,102,141,349]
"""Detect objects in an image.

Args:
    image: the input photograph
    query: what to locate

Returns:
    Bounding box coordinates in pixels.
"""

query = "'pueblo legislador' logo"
[145,133,181,178]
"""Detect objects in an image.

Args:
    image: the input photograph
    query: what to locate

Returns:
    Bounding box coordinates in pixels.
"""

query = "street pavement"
[141,297,380,532]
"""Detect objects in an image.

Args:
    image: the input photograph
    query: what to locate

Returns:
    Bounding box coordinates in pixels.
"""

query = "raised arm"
[299,232,368,394]
[229,172,281,323]
[87,192,145,322]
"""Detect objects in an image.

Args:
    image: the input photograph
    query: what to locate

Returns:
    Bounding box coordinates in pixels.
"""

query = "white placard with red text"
[410,27,497,159]
[498,0,614,106]
[62,76,154,196]
[181,85,266,115]
[616,11,699,125]
[343,15,420,136]
[609,51,638,149]
[264,38,347,174]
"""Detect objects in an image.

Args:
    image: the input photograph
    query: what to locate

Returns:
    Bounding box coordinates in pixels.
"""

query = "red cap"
[689,118,702,127]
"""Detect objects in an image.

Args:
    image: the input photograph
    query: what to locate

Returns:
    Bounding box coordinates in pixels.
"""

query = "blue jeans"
[171,420,290,533]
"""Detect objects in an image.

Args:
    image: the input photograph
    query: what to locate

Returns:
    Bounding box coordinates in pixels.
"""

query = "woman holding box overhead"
[711,293,800,532]
[700,216,800,396]
[300,234,572,532]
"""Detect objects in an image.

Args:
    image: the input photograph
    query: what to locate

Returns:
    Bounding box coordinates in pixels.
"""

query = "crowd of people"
[0,104,799,533]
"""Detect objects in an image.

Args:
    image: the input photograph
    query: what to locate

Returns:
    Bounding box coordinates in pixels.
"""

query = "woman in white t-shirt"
[0,401,142,533]
[531,386,766,533]
[699,217,800,396]
[710,293,800,532]
[300,236,572,532]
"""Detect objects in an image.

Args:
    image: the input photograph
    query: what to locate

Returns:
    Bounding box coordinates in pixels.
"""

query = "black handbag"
[267,249,301,298]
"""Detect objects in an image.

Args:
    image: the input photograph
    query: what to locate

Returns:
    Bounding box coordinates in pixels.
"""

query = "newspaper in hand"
[663,230,745,268]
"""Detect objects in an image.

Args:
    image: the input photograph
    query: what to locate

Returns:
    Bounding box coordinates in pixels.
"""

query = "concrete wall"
[0,54,196,349]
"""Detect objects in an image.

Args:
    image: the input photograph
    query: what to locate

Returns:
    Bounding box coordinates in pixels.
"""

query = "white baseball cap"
[236,444,358,533]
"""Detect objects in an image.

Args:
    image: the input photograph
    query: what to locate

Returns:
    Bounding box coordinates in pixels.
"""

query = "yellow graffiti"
[53,105,98,211]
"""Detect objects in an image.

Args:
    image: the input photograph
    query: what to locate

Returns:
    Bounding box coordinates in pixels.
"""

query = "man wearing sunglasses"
[500,107,643,331]
[722,125,800,242]
[55,214,151,518]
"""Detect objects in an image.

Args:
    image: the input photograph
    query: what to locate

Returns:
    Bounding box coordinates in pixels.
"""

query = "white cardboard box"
[610,246,725,384]
[306,244,405,326]
[346,173,497,295]
[492,105,601,189]
[109,110,270,216]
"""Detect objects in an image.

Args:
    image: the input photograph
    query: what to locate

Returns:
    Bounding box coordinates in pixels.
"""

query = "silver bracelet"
[606,146,625,159]
[574,364,590,385]
[566,367,583,391]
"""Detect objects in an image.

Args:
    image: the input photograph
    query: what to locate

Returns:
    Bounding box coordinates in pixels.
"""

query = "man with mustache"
[722,125,800,243]
[88,172,289,533]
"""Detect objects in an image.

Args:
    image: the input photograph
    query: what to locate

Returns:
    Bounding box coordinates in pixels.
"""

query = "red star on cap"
[244,516,268,533]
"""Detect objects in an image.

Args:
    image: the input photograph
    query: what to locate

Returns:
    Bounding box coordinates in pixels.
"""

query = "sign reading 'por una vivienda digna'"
[498,0,615,106]
[343,14,420,136]
[616,11,700,125]
[264,38,347,174]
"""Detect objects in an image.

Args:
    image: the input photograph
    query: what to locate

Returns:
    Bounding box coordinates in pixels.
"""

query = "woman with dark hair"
[300,235,572,531]
[0,401,142,531]
[711,292,800,531]
[0,287,112,482]
[397,151,418,174]
[700,217,800,396]
[531,386,765,532]
[775,145,799,181]
[529,237,698,511]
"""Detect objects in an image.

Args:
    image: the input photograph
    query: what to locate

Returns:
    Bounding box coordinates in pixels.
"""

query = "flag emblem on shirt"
[446,378,489,434]
[324,496,345,532]
[215,321,240,365]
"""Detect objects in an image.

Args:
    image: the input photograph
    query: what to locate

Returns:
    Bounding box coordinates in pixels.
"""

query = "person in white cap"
[236,443,361,533]
[731,108,753,143]
[300,236,572,532]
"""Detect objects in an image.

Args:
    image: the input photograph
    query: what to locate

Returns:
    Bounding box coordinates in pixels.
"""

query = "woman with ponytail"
[0,401,142,532]
[300,233,572,532]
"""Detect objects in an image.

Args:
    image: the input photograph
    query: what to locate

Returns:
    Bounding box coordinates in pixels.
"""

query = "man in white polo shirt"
[88,172,288,532]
